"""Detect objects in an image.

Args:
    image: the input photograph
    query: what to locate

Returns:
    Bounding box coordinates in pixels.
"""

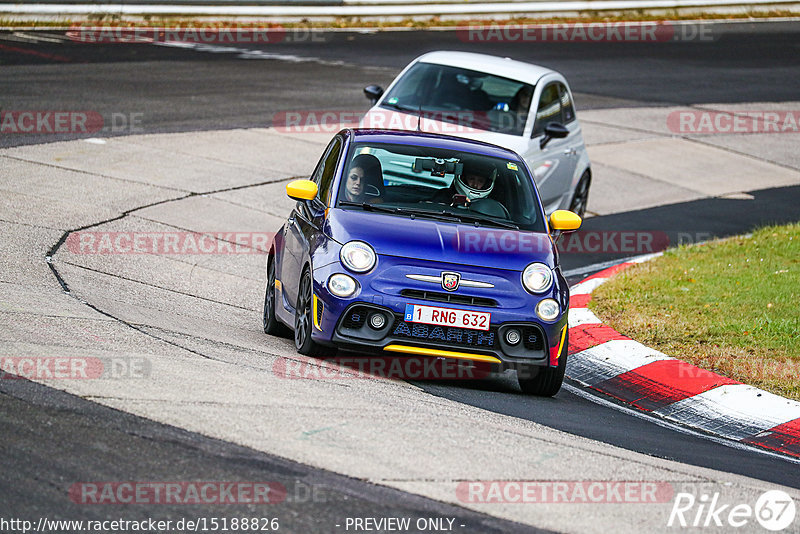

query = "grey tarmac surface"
[2,19,800,147]
[0,377,539,534]
[0,130,797,532]
[1,21,800,533]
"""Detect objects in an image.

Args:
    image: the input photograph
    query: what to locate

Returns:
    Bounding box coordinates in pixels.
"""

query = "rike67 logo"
[668,489,796,531]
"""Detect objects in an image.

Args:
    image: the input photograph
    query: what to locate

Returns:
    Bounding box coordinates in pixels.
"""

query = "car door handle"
[563,148,578,156]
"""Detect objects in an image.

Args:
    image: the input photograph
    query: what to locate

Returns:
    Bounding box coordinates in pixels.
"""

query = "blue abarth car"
[264,129,581,396]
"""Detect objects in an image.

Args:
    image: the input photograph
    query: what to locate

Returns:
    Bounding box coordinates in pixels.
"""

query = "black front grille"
[400,289,497,308]
[391,316,497,350]
[342,306,368,329]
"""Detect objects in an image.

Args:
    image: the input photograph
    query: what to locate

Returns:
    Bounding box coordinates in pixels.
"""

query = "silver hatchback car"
[362,51,591,217]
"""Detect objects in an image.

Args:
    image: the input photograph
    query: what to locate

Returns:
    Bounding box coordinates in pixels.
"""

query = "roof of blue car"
[347,129,523,161]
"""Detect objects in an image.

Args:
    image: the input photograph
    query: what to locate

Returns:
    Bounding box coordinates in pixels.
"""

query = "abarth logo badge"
[441,272,461,292]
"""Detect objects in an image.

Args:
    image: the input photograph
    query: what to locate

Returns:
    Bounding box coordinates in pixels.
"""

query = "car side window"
[559,83,576,125]
[312,136,342,206]
[531,83,563,138]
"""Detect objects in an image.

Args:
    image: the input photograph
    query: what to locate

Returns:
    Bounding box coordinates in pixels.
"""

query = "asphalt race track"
[3,20,800,147]
[1,377,537,533]
[1,20,800,533]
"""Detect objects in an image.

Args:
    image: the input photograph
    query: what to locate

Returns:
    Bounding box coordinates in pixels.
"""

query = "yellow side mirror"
[549,210,582,232]
[286,179,318,201]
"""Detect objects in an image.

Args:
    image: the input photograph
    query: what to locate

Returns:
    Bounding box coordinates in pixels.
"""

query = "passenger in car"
[490,85,533,135]
[343,154,384,203]
[509,86,533,129]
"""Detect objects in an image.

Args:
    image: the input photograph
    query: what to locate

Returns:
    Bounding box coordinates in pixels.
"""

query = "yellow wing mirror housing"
[549,210,582,235]
[286,179,318,201]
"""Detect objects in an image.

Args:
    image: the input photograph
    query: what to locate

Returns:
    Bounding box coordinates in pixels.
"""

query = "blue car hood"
[326,208,555,272]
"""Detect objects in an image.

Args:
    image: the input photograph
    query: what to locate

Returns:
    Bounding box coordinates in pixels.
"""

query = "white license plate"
[404,304,491,331]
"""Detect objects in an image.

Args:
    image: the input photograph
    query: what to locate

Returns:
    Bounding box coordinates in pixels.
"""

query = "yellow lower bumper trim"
[383,344,502,364]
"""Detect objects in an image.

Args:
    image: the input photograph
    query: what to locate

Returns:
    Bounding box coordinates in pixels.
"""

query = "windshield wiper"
[450,212,520,229]
[380,102,417,113]
[339,202,464,223]
[398,207,520,229]
[339,202,519,229]
[339,201,400,214]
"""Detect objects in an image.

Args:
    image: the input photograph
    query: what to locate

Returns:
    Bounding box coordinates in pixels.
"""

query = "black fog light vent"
[522,327,545,351]
[342,306,368,329]
[316,299,324,327]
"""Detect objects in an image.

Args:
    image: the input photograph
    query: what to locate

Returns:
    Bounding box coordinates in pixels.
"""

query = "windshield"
[380,62,534,136]
[336,142,546,232]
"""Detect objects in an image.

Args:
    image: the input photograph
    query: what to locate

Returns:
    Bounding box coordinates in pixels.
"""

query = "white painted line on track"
[562,256,640,278]
[563,252,665,280]
[568,339,674,385]
[569,277,609,296]
[655,384,800,440]
[13,31,67,43]
[562,382,800,466]
[629,251,664,264]
[567,306,602,327]
[151,40,347,66]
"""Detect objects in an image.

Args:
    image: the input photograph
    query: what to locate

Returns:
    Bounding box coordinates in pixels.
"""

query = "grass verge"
[590,223,800,400]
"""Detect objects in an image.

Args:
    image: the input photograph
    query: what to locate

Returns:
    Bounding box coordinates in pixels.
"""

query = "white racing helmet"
[454,158,497,201]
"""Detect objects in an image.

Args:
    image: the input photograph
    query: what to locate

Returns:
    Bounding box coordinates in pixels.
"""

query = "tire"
[517,330,568,397]
[294,268,329,357]
[263,259,291,337]
[568,172,591,219]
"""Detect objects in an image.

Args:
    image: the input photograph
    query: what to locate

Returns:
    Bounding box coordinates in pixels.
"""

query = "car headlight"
[522,262,553,294]
[328,274,357,298]
[340,241,376,273]
[536,298,560,321]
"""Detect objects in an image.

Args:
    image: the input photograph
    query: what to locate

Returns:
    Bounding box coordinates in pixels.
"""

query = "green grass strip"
[591,222,800,400]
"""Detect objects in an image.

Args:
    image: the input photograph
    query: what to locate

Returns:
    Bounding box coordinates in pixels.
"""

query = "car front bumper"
[308,259,569,368]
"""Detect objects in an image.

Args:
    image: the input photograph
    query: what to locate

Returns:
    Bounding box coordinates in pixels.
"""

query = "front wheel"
[517,330,568,397]
[568,173,590,219]
[294,268,329,358]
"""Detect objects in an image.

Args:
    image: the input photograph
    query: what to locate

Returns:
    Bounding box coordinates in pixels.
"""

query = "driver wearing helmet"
[434,157,497,205]
[456,158,497,202]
